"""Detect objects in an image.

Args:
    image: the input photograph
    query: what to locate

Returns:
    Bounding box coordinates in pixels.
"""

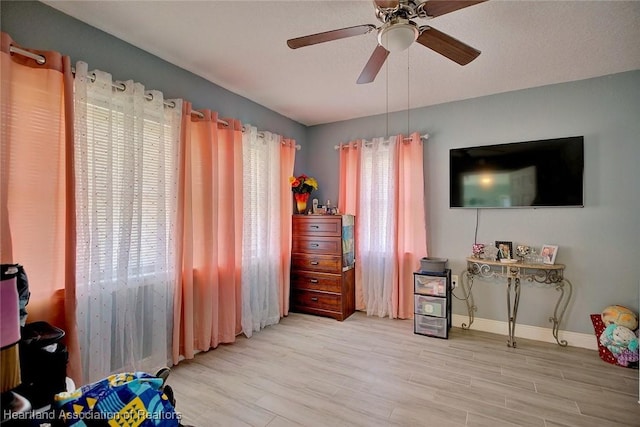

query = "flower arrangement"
[289,174,318,194]
[516,245,531,260]
[472,243,485,258]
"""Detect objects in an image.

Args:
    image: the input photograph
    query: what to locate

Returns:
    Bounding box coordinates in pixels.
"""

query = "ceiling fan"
[287,0,487,84]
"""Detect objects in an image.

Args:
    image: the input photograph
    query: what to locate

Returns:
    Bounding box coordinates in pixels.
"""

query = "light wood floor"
[168,312,639,427]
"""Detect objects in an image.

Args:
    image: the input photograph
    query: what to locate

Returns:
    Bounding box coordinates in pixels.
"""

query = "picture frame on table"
[541,244,558,264]
[495,241,513,260]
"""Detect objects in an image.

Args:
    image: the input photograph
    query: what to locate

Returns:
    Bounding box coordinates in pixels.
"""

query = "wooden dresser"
[290,214,355,321]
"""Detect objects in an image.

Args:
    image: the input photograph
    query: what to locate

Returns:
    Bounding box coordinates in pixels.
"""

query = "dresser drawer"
[292,236,342,255]
[414,295,447,318]
[414,274,447,297]
[291,271,342,293]
[291,289,342,312]
[291,254,342,273]
[293,216,341,237]
[414,314,448,338]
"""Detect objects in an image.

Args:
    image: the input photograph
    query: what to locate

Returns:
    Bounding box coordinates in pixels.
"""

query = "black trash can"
[15,321,68,409]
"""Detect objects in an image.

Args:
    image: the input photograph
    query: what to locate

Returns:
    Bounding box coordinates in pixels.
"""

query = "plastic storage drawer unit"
[413,269,451,339]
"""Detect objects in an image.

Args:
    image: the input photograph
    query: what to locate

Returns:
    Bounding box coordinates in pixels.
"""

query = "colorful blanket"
[54,372,179,426]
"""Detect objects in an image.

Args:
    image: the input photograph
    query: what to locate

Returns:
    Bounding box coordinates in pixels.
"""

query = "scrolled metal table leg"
[506,277,521,348]
[506,277,513,348]
[513,277,521,347]
[460,270,476,330]
[549,278,572,347]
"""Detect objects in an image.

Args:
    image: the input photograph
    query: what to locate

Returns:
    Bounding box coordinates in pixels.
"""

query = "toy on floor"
[601,304,638,330]
[599,323,639,367]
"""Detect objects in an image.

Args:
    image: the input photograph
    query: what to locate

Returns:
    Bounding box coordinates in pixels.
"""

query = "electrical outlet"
[451,274,459,289]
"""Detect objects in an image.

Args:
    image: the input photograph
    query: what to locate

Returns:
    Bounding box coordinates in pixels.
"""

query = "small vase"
[294,192,310,214]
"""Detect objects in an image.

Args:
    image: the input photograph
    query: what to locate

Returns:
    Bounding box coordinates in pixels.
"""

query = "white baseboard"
[452,314,598,350]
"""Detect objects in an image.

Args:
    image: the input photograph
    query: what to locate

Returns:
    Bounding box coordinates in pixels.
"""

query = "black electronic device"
[449,136,584,208]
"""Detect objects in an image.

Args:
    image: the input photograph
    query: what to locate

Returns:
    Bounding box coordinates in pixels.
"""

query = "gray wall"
[4,1,638,335]
[304,71,640,334]
[1,1,307,143]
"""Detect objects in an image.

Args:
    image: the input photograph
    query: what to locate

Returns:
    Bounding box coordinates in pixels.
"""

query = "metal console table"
[460,257,572,348]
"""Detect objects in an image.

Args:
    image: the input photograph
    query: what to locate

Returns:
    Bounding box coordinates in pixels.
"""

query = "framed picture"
[541,244,558,264]
[495,241,513,260]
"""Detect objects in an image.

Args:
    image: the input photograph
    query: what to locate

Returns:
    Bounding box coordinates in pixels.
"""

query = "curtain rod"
[334,133,429,150]
[9,45,46,64]
[9,45,300,150]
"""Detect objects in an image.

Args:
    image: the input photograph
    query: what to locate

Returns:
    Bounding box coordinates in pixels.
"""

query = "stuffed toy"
[601,305,638,330]
[599,323,639,367]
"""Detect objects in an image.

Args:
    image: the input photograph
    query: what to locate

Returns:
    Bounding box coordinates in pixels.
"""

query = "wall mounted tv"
[450,136,584,208]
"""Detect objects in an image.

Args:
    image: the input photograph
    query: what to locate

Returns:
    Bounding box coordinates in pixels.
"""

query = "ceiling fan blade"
[421,0,487,18]
[357,45,390,84]
[287,24,377,49]
[416,26,480,65]
[374,0,399,8]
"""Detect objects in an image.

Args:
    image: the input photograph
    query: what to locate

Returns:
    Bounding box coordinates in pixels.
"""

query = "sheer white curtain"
[359,137,397,317]
[241,125,281,337]
[73,62,181,382]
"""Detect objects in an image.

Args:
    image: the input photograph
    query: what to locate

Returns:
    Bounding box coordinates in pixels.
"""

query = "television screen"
[450,136,584,208]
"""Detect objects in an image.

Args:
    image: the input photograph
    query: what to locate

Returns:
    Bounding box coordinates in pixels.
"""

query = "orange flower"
[289,175,318,194]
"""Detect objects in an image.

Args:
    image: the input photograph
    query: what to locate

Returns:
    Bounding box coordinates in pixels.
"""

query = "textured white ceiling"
[42,0,640,126]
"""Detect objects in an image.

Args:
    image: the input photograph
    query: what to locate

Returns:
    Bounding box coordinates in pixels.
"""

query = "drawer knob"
[310,243,319,248]
[310,225,319,229]
[310,279,318,284]
[310,261,319,265]
[311,297,318,302]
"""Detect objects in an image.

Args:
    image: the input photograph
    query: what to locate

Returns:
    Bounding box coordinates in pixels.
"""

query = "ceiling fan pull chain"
[407,47,410,136]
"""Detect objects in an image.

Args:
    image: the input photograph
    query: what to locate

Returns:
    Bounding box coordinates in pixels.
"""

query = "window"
[358,139,396,255]
[77,103,177,282]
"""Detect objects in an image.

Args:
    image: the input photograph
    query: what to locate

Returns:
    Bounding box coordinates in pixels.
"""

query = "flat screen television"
[450,136,584,208]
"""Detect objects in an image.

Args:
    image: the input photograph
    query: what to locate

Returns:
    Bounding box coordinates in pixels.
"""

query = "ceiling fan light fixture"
[377,20,418,52]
